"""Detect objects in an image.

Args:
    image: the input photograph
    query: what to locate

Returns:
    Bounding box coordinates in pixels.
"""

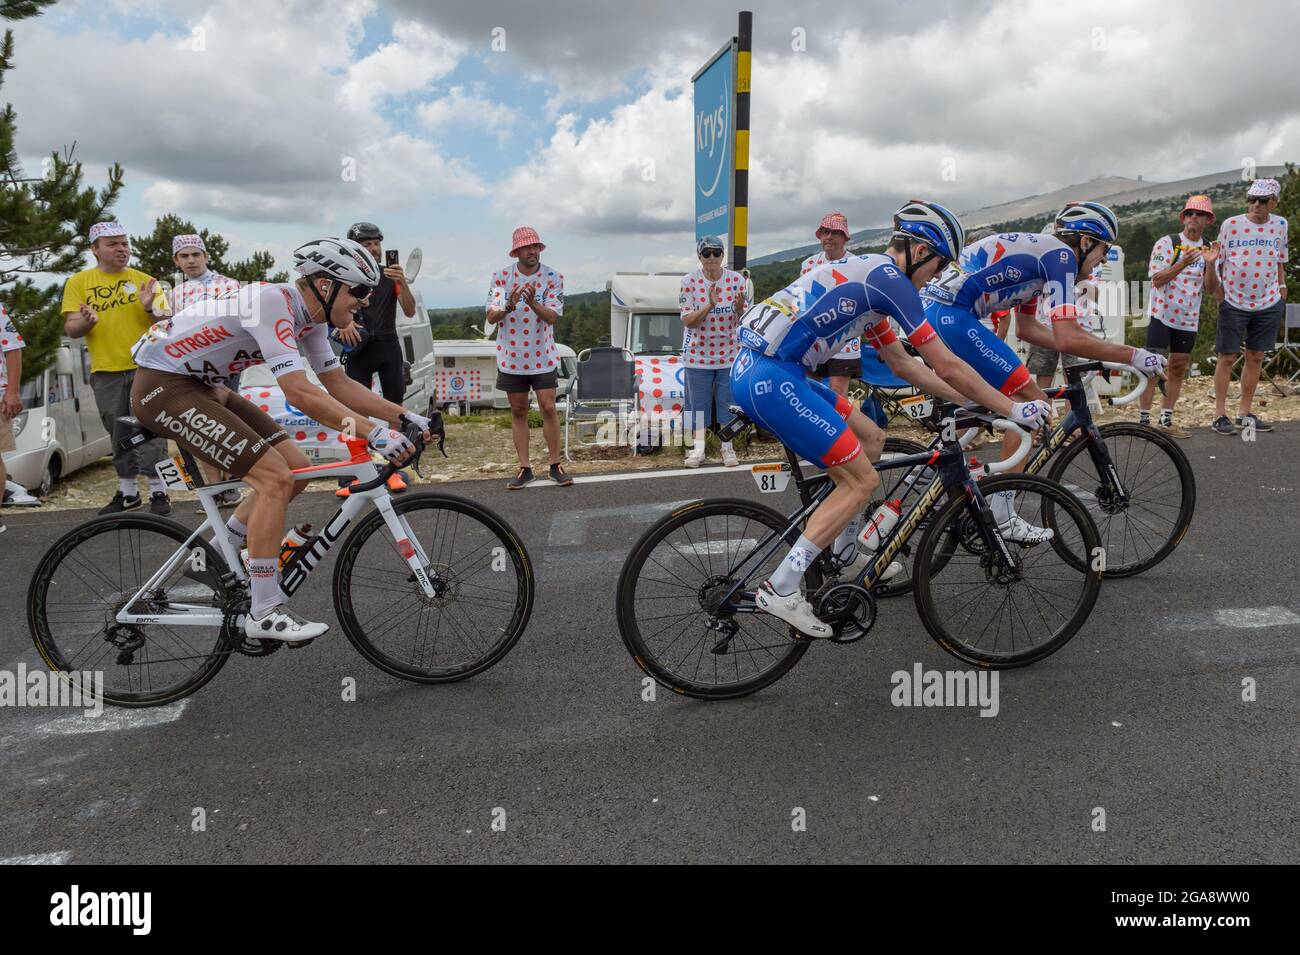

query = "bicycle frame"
[709,427,1021,616]
[113,441,437,628]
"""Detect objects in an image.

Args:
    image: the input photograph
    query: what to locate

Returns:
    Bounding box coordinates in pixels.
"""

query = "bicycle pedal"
[284,638,316,650]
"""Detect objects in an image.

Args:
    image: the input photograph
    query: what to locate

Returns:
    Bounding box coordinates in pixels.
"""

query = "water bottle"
[279,523,313,569]
[858,500,902,551]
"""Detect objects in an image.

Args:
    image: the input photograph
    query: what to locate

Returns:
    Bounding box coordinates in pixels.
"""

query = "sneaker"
[1156,419,1190,439]
[684,449,705,468]
[1212,415,1236,435]
[216,488,243,509]
[507,467,534,490]
[2,482,40,507]
[1237,414,1273,432]
[243,605,329,644]
[98,492,142,515]
[548,462,575,486]
[721,446,739,468]
[755,581,833,639]
[997,515,1055,544]
[149,491,172,516]
[386,472,408,493]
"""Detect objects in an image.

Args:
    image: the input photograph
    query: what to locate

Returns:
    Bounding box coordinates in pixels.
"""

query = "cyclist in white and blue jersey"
[921,201,1168,537]
[732,200,1054,638]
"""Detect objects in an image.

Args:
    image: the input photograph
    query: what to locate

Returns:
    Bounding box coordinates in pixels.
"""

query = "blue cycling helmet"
[1054,201,1119,242]
[892,199,965,263]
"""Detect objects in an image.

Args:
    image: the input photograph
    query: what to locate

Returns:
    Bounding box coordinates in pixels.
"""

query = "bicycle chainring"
[222,595,283,658]
[814,582,877,644]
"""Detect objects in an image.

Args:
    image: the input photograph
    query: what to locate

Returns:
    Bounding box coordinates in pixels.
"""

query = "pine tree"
[1,0,125,381]
[1274,163,1299,293]
[130,213,288,287]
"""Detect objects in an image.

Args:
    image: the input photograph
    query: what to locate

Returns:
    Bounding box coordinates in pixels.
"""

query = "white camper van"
[432,339,576,412]
[3,338,111,496]
[606,272,691,438]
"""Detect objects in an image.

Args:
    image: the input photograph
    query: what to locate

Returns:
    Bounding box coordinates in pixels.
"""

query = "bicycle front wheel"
[333,492,534,683]
[913,474,1102,668]
[1046,422,1195,576]
[26,514,234,707]
[616,498,819,700]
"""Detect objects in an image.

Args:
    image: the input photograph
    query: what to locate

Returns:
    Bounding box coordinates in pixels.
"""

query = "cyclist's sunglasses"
[344,282,373,298]
[699,248,723,258]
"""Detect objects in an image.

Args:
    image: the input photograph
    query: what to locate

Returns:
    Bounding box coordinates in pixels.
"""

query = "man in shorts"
[486,227,574,489]
[130,237,435,643]
[1139,195,1220,437]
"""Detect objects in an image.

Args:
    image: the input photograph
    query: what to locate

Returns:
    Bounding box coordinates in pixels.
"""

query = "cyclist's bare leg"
[803,409,881,548]
[229,440,311,530]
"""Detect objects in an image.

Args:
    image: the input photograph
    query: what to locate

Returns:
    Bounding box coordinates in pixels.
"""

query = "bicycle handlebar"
[1099,361,1150,406]
[981,419,1032,474]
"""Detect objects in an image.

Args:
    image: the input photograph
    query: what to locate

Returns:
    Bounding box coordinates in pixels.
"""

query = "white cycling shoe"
[755,581,833,639]
[997,515,1055,544]
[244,605,329,644]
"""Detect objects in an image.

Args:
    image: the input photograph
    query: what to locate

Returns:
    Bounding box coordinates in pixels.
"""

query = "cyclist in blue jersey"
[732,200,1053,638]
[921,201,1167,538]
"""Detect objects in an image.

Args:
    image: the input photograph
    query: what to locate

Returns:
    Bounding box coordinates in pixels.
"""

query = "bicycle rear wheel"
[1046,422,1195,576]
[616,498,820,700]
[26,514,234,707]
[913,474,1102,668]
[333,492,534,683]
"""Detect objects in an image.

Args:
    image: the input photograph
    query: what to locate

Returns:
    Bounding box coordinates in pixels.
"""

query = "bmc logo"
[837,297,856,316]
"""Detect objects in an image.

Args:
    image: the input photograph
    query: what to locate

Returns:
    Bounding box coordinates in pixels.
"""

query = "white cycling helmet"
[292,237,381,288]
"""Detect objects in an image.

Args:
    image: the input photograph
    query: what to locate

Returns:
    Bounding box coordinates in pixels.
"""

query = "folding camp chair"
[1264,303,1300,389]
[563,347,640,460]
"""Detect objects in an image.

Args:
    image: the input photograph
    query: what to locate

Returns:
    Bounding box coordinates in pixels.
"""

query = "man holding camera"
[336,221,416,494]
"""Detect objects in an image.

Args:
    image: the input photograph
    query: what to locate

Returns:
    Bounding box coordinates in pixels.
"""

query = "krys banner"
[692,39,736,248]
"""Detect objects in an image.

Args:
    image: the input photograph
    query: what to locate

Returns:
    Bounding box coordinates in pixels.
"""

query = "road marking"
[547,500,692,546]
[1168,607,1300,631]
[32,700,188,737]
[532,463,776,487]
[0,851,71,865]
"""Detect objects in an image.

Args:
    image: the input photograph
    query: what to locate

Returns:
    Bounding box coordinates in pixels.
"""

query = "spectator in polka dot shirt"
[1212,178,1289,435]
[1138,194,1220,438]
[485,226,573,488]
[679,235,746,467]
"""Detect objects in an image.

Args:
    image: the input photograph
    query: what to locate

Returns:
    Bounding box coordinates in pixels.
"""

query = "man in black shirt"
[337,221,418,494]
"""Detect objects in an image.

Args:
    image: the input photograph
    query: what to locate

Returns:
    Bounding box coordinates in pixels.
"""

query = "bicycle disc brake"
[814,583,877,644]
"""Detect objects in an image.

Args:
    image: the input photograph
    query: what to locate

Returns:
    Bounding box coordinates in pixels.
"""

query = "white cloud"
[340,20,465,110]
[416,86,521,143]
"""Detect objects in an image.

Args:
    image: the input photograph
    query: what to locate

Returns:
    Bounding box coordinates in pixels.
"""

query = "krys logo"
[696,74,730,199]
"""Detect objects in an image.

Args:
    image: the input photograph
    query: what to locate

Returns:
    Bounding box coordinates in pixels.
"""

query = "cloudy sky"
[7,0,1299,305]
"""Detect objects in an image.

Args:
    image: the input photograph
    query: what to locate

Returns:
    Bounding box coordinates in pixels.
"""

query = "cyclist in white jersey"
[130,237,435,643]
[734,200,1053,638]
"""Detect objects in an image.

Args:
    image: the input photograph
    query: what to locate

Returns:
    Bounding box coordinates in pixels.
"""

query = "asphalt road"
[1,424,1297,864]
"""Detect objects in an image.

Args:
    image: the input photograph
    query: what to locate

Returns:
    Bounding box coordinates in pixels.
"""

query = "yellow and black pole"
[732,10,752,272]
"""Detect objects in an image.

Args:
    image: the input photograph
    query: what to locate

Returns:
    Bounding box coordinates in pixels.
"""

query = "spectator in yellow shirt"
[61,221,172,515]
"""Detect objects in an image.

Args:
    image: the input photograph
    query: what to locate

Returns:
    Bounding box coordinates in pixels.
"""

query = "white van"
[3,338,110,496]
[432,339,576,412]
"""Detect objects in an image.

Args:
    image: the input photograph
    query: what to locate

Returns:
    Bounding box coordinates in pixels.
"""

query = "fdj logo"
[837,297,857,316]
[811,310,837,328]
[1005,266,1022,281]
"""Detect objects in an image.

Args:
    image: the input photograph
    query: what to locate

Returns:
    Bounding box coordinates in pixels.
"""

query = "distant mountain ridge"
[748,165,1287,266]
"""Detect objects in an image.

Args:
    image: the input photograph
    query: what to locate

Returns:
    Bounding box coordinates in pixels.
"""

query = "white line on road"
[0,851,71,865]
[32,700,188,737]
[531,462,778,487]
[1168,607,1300,631]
